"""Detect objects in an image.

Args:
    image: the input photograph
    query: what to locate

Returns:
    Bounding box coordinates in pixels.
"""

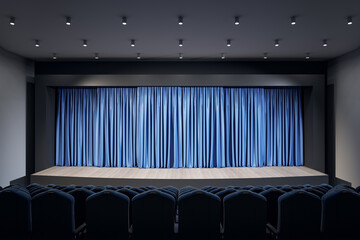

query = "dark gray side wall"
[35,74,325,173]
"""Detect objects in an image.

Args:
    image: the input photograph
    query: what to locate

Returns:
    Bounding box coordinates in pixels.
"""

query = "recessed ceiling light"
[347,16,353,25]
[179,39,183,47]
[226,39,231,47]
[66,17,71,26]
[53,53,57,60]
[221,53,225,59]
[179,53,183,59]
[35,40,40,47]
[137,53,141,59]
[274,39,280,47]
[263,52,268,59]
[178,16,183,25]
[131,39,135,47]
[291,16,296,25]
[94,53,99,60]
[10,16,15,26]
[234,16,240,25]
[122,16,127,25]
[83,40,88,47]
[305,53,310,60]
[322,39,328,47]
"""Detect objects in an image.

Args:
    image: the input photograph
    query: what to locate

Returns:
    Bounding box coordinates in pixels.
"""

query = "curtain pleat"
[56,87,303,168]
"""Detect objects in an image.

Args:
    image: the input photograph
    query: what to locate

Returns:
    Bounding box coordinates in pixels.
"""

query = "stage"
[31,166,328,188]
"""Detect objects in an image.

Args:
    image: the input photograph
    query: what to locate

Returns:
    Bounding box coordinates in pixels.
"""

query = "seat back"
[223,190,267,240]
[322,189,360,240]
[0,188,31,239]
[260,188,285,228]
[178,190,221,240]
[86,190,129,240]
[32,189,75,240]
[132,190,175,240]
[278,190,321,240]
[68,188,94,228]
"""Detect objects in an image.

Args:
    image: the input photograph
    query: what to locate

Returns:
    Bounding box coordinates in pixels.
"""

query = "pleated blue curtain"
[56,87,303,168]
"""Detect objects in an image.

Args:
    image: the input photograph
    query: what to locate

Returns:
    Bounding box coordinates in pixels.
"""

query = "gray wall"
[35,74,325,173]
[328,47,360,186]
[0,47,28,187]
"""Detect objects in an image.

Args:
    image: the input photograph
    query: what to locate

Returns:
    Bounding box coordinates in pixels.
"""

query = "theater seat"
[223,190,267,240]
[86,190,129,240]
[0,187,31,240]
[132,190,175,240]
[178,190,221,240]
[68,188,94,229]
[275,190,321,240]
[260,188,285,229]
[322,189,360,240]
[32,189,78,240]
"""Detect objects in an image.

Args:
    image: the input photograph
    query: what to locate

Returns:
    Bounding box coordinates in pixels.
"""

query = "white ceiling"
[1,0,360,61]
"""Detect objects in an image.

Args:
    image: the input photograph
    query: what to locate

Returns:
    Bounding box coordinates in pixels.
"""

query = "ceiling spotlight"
[131,39,135,47]
[83,40,88,47]
[347,16,353,25]
[226,39,231,47]
[94,53,99,60]
[274,39,280,47]
[305,53,310,60]
[178,16,183,25]
[291,16,296,25]
[122,16,127,25]
[137,53,141,59]
[263,52,268,59]
[322,39,328,47]
[179,39,183,47]
[179,53,183,59]
[10,16,15,26]
[221,53,225,59]
[35,40,40,47]
[53,53,57,60]
[66,17,71,26]
[234,16,240,25]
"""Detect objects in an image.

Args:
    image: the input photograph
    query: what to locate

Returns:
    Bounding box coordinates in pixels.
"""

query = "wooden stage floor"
[31,166,328,188]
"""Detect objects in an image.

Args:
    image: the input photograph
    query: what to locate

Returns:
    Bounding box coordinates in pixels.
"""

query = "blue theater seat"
[261,188,285,229]
[32,189,77,240]
[86,190,129,240]
[178,190,221,240]
[223,190,267,240]
[68,188,94,229]
[0,187,31,240]
[322,189,360,240]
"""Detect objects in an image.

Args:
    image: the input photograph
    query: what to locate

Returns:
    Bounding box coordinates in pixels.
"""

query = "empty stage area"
[31,166,328,188]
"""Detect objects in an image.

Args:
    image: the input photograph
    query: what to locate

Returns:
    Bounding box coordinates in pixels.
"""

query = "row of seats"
[1,183,360,240]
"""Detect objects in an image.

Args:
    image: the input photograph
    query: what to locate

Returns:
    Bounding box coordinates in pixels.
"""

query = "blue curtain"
[56,87,303,168]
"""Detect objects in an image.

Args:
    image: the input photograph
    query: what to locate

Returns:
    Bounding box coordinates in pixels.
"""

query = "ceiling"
[1,0,360,61]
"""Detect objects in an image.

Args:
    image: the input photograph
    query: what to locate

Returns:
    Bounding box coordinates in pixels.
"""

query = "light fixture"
[35,40,40,47]
[83,40,88,47]
[263,52,268,59]
[305,53,310,60]
[10,16,15,26]
[137,53,141,59]
[226,39,231,47]
[94,53,99,60]
[221,53,225,59]
[179,39,183,47]
[131,39,135,47]
[291,16,296,25]
[274,39,279,47]
[322,39,328,47]
[179,53,183,59]
[122,16,127,25]
[66,17,71,26]
[53,53,57,60]
[178,16,183,25]
[234,16,240,25]
[347,16,353,25]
